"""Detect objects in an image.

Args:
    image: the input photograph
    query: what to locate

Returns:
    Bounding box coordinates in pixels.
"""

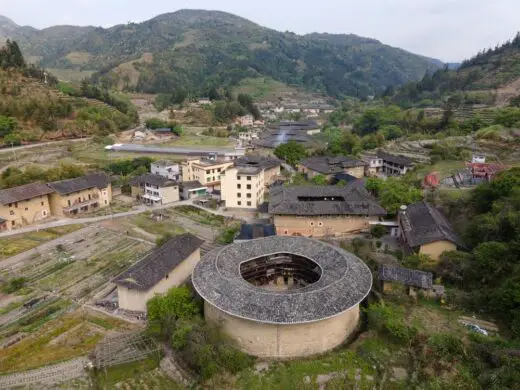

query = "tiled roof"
[48,174,109,195]
[379,265,433,289]
[114,233,204,291]
[234,155,281,171]
[377,150,413,166]
[180,181,206,190]
[0,182,54,205]
[300,156,367,174]
[268,184,386,216]
[400,201,460,247]
[192,236,372,324]
[130,174,178,188]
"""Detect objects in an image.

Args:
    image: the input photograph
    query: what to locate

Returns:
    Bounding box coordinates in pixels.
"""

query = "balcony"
[64,195,100,213]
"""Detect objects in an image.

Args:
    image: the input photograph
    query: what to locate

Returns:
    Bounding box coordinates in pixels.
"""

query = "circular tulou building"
[192,236,372,358]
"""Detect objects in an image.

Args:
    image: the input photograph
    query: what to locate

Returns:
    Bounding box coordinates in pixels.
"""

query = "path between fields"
[0,200,253,238]
[0,357,88,389]
[0,138,90,155]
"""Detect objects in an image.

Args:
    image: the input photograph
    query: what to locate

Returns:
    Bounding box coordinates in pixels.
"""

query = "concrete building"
[180,181,208,200]
[0,183,53,230]
[192,236,372,358]
[130,174,179,205]
[238,129,260,143]
[362,153,384,175]
[181,158,233,191]
[398,201,460,260]
[377,151,414,176]
[114,233,204,312]
[234,155,282,186]
[150,161,181,181]
[221,166,265,209]
[48,174,111,217]
[269,184,386,237]
[237,114,254,127]
[298,156,367,180]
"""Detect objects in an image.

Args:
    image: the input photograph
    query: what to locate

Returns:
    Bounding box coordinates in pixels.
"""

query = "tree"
[370,224,387,238]
[311,174,328,186]
[274,141,308,166]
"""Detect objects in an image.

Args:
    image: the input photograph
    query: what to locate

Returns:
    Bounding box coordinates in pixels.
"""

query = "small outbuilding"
[378,265,432,296]
[113,233,204,313]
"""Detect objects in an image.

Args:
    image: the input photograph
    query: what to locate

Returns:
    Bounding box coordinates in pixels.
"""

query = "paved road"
[107,143,241,156]
[0,200,251,238]
[0,138,90,154]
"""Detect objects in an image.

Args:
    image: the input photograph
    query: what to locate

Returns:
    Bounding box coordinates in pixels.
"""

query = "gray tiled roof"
[180,181,206,190]
[300,156,367,174]
[130,174,178,188]
[0,182,54,205]
[48,174,109,195]
[192,236,372,324]
[377,150,413,166]
[234,155,281,171]
[379,265,433,289]
[114,233,204,291]
[400,201,460,247]
[268,184,386,216]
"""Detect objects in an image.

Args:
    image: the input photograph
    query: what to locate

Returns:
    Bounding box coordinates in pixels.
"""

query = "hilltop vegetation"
[1,10,439,98]
[0,40,137,145]
[387,33,520,107]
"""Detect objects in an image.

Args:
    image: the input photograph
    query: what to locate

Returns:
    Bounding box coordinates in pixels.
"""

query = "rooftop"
[300,156,367,174]
[114,233,204,291]
[192,236,372,324]
[234,155,281,171]
[130,174,178,188]
[269,184,386,216]
[400,201,460,247]
[180,180,206,190]
[377,150,413,167]
[48,173,109,195]
[152,160,177,167]
[379,265,433,289]
[0,182,54,205]
[235,166,263,175]
[235,223,276,241]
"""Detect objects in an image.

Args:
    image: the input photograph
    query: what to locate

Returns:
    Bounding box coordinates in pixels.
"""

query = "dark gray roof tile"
[379,265,433,289]
[0,182,54,205]
[48,174,109,195]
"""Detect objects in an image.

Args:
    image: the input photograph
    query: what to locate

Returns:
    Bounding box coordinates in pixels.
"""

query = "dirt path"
[0,357,88,389]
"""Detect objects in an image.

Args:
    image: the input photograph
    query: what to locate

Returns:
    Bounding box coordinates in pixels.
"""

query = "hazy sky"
[1,0,518,62]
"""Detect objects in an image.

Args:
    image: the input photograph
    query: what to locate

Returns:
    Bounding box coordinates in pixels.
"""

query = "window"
[8,203,11,208]
[237,184,241,189]
[237,201,242,206]
[11,221,15,226]
[9,210,14,216]
[247,201,252,206]
[41,202,44,206]
[247,193,251,198]
[318,222,323,227]
[310,222,315,227]
[237,193,241,198]
[247,176,251,181]
[247,184,251,190]
[206,170,210,174]
[105,200,108,205]
[14,202,17,208]
[237,176,241,180]
[68,200,71,207]
[25,207,28,211]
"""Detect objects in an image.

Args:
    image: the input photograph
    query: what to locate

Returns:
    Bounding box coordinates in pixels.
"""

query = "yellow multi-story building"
[181,158,233,191]
[234,156,281,187]
[0,183,53,230]
[48,174,112,217]
[221,166,265,209]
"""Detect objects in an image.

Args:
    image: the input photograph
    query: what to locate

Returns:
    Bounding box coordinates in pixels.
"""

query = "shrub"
[365,303,417,344]
[427,333,466,362]
[370,224,387,238]
[2,277,27,294]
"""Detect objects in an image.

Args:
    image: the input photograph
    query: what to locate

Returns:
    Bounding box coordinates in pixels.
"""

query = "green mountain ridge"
[1,9,441,98]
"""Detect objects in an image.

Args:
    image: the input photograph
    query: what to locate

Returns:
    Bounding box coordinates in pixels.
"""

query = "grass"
[47,68,95,82]
[94,357,182,390]
[129,213,186,237]
[0,225,84,259]
[0,312,131,373]
[163,135,234,148]
[174,206,225,227]
[234,77,298,100]
[414,159,466,179]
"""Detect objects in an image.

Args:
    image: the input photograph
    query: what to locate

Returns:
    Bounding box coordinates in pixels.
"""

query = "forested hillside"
[388,33,520,107]
[1,9,440,98]
[0,40,137,145]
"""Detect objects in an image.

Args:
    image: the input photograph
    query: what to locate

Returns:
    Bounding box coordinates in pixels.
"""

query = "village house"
[130,174,179,205]
[268,184,386,237]
[377,151,414,175]
[198,97,212,105]
[48,174,111,217]
[362,153,384,175]
[0,183,53,230]
[378,265,433,296]
[221,166,265,209]
[238,129,260,143]
[181,158,234,191]
[236,114,254,127]
[398,201,460,260]
[179,181,208,200]
[150,160,181,181]
[234,155,282,186]
[298,156,368,180]
[113,233,204,313]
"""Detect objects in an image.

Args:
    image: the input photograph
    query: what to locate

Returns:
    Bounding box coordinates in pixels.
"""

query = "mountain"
[389,33,520,107]
[0,9,441,98]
